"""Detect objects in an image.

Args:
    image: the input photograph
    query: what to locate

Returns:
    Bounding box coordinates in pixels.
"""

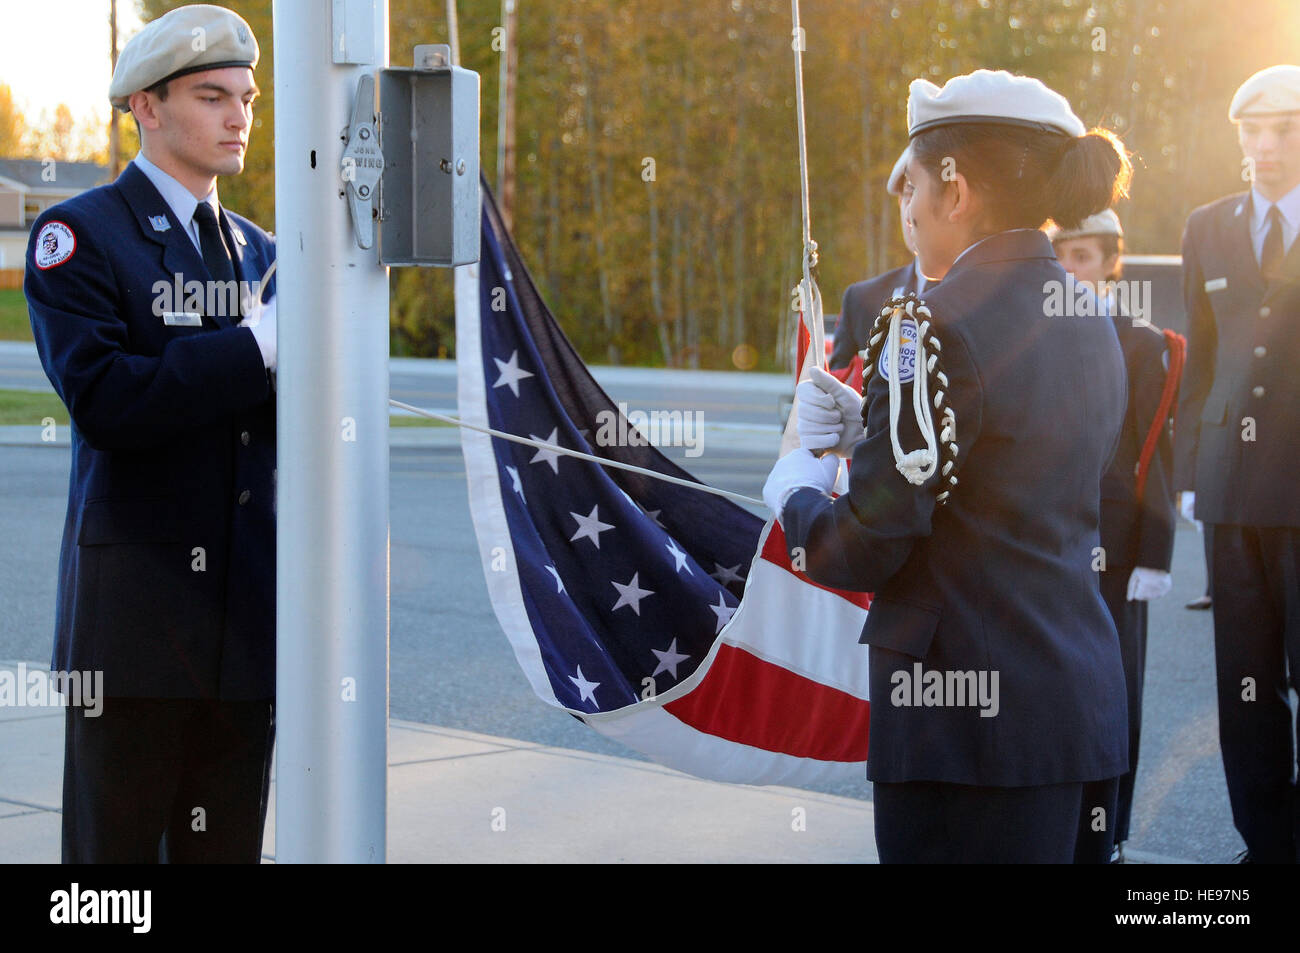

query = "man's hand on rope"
[796,366,864,457]
[240,294,278,372]
[762,448,841,526]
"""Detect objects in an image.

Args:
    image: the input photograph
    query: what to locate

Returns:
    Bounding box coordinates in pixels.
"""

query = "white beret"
[886,146,910,196]
[1046,209,1123,243]
[1229,65,1300,120]
[908,69,1086,139]
[109,4,259,111]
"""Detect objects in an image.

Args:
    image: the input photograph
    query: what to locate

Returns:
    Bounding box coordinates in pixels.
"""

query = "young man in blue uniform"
[1051,209,1181,862]
[1174,64,1300,864]
[764,70,1132,862]
[828,147,931,374]
[25,4,278,863]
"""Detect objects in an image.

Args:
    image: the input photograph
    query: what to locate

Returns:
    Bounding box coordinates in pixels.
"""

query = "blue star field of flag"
[476,194,764,713]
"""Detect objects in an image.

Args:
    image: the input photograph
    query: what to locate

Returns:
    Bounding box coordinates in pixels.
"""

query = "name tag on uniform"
[1204,277,1228,293]
[162,311,203,327]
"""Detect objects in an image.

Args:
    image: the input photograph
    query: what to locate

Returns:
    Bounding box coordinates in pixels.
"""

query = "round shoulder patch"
[878,316,918,384]
[34,221,76,270]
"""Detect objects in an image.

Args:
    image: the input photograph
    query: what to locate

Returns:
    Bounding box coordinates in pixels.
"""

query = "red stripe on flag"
[795,314,810,381]
[761,521,872,610]
[664,643,870,762]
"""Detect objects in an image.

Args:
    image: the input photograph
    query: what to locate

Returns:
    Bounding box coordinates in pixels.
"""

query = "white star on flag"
[569,505,615,549]
[651,638,691,679]
[665,539,693,575]
[492,350,535,397]
[505,465,525,501]
[611,572,654,615]
[710,563,743,585]
[529,428,561,474]
[613,489,663,529]
[708,592,737,634]
[545,564,565,593]
[570,665,600,704]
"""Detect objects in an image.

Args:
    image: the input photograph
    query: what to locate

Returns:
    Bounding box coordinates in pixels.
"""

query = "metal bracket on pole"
[376,44,481,266]
[341,73,384,249]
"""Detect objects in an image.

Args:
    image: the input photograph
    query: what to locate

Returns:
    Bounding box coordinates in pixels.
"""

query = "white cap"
[886,146,910,196]
[1046,209,1123,242]
[907,69,1086,139]
[1229,65,1300,120]
[109,4,259,111]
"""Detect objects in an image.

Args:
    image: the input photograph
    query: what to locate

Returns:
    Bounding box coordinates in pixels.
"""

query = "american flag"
[457,184,873,785]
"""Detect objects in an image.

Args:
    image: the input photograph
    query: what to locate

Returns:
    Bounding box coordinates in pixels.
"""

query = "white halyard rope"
[789,0,823,372]
[389,398,764,508]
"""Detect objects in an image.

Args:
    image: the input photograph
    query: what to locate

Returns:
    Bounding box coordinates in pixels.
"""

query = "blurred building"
[0,159,109,278]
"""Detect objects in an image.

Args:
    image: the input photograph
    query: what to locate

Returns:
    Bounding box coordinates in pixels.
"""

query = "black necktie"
[1260,205,1284,281]
[193,201,237,287]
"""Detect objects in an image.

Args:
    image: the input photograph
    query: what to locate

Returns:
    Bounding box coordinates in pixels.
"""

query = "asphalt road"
[0,433,1252,863]
[0,341,791,430]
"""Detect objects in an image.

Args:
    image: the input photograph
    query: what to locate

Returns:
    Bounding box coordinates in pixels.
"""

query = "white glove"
[240,294,277,371]
[762,448,841,524]
[1178,491,1195,523]
[1127,567,1172,601]
[796,366,865,456]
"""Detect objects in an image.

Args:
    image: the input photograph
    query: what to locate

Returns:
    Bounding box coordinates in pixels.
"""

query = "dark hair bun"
[1047,129,1132,231]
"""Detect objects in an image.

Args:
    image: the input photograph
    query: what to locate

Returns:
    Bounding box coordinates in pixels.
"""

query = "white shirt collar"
[132,153,217,250]
[1251,182,1300,234]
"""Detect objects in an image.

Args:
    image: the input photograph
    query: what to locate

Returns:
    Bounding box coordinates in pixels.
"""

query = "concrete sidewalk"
[0,661,875,863]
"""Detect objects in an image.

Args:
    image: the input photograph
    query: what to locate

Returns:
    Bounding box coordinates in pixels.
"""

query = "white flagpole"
[273,0,390,862]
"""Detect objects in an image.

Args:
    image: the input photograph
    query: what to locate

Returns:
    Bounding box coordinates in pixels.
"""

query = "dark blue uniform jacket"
[26,161,276,700]
[1100,312,1177,573]
[829,262,919,372]
[1174,192,1300,527]
[783,229,1130,786]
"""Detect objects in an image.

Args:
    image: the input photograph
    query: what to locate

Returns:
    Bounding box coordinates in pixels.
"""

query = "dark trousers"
[1203,524,1214,596]
[63,697,275,863]
[1210,524,1300,863]
[1100,570,1147,844]
[872,777,1119,863]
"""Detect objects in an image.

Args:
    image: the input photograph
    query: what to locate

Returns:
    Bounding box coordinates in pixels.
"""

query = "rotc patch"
[878,316,918,384]
[34,221,76,270]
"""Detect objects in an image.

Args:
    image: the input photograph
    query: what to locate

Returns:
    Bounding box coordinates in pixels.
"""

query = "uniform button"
[240,430,251,445]
[1253,385,1266,398]
[1254,346,1267,358]
[1259,306,1271,318]
[238,489,252,505]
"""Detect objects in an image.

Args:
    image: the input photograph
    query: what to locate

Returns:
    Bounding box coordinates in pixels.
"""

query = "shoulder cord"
[1134,328,1186,502]
[859,295,960,503]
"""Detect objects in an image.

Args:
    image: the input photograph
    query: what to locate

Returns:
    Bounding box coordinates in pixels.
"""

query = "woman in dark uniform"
[763,69,1133,863]
[1051,211,1180,862]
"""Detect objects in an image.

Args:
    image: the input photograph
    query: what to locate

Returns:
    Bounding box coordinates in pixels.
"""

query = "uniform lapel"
[1265,212,1300,301]
[1222,195,1266,300]
[113,163,232,329]
[219,207,255,295]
